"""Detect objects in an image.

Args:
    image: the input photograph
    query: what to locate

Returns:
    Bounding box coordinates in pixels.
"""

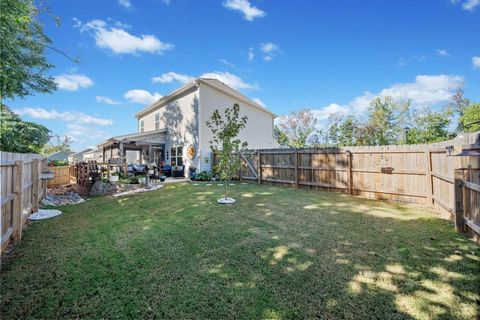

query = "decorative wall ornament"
[187,144,196,160]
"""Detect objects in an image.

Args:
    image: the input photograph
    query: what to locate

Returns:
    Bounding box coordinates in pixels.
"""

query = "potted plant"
[109,172,120,183]
[138,175,147,185]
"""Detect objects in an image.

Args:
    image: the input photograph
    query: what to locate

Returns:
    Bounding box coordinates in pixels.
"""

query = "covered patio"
[98,130,167,167]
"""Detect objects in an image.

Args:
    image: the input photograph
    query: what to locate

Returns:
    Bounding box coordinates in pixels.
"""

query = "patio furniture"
[172,165,184,178]
[161,165,172,177]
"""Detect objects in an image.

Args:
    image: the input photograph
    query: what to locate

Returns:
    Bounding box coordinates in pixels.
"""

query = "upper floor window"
[140,120,144,132]
[155,113,160,130]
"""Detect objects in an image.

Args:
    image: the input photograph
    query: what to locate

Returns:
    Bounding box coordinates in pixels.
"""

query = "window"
[170,146,183,166]
[140,120,144,132]
[155,113,160,130]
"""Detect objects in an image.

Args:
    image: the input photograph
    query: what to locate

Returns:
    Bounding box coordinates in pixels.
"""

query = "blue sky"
[7,0,480,151]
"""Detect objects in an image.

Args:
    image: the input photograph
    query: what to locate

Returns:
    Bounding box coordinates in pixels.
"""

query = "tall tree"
[273,125,289,147]
[42,135,74,155]
[0,104,50,153]
[206,104,248,203]
[406,108,452,144]
[0,0,57,99]
[277,109,317,148]
[338,116,361,146]
[450,89,471,132]
[366,97,409,145]
[460,103,480,133]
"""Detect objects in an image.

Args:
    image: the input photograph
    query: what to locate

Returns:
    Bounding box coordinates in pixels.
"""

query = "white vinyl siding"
[137,87,199,176]
[155,113,160,130]
[140,120,144,132]
[198,83,278,171]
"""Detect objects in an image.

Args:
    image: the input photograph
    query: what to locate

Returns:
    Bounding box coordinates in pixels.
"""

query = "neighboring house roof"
[135,78,275,118]
[70,148,93,157]
[46,150,70,161]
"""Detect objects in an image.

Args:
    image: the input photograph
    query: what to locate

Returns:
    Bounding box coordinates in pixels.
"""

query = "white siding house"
[101,78,278,177]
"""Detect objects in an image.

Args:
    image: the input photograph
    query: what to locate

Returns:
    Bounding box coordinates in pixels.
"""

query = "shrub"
[195,171,212,181]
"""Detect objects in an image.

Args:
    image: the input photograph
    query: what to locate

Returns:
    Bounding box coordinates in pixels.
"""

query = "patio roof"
[97,129,166,149]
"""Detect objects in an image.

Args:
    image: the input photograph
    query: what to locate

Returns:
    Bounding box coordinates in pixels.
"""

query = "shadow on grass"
[1,183,479,319]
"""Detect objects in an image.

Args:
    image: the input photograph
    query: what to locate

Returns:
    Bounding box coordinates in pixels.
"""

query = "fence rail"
[1,152,46,252]
[213,132,480,241]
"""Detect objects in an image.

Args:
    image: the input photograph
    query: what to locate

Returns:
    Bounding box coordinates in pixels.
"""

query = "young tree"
[0,105,50,153]
[0,0,58,99]
[277,109,317,148]
[206,103,248,203]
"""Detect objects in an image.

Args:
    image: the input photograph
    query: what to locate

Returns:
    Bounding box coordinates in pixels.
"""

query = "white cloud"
[451,0,480,10]
[124,89,163,104]
[436,49,450,57]
[260,42,279,61]
[13,108,113,125]
[252,98,266,108]
[220,59,236,69]
[96,95,120,105]
[248,47,254,61]
[223,0,266,21]
[311,104,349,121]
[80,19,174,55]
[200,71,256,90]
[66,123,110,143]
[72,17,82,28]
[152,71,256,91]
[55,74,93,91]
[397,55,426,67]
[118,0,132,8]
[151,72,194,84]
[294,74,465,128]
[472,56,480,68]
[463,0,480,10]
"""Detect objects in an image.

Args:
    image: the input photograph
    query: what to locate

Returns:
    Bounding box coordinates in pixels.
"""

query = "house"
[68,148,93,163]
[46,150,71,162]
[82,148,103,162]
[98,78,279,177]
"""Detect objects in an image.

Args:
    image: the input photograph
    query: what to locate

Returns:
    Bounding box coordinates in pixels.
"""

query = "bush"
[195,171,212,181]
[48,160,69,167]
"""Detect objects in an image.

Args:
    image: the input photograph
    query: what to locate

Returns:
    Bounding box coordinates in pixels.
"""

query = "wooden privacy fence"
[213,132,480,241]
[1,152,46,252]
[47,166,70,187]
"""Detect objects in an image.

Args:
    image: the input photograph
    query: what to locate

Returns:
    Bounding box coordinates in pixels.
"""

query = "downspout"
[196,79,202,172]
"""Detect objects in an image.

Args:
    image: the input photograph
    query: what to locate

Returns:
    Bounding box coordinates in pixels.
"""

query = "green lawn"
[1,182,479,319]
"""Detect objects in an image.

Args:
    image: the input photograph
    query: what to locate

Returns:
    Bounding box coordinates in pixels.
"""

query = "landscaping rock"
[29,209,62,220]
[43,186,85,206]
[90,181,118,195]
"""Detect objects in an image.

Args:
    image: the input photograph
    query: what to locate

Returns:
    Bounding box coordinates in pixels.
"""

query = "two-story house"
[98,78,279,177]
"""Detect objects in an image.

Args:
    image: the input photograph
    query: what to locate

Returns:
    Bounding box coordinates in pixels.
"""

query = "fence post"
[13,160,23,241]
[257,150,262,184]
[453,169,465,233]
[42,159,47,200]
[346,150,352,195]
[31,159,39,212]
[424,147,433,206]
[295,149,299,187]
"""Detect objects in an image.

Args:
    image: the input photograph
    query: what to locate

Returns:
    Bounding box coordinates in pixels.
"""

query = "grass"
[1,182,479,319]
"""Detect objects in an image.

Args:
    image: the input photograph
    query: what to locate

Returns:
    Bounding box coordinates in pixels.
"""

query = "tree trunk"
[224,178,228,199]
